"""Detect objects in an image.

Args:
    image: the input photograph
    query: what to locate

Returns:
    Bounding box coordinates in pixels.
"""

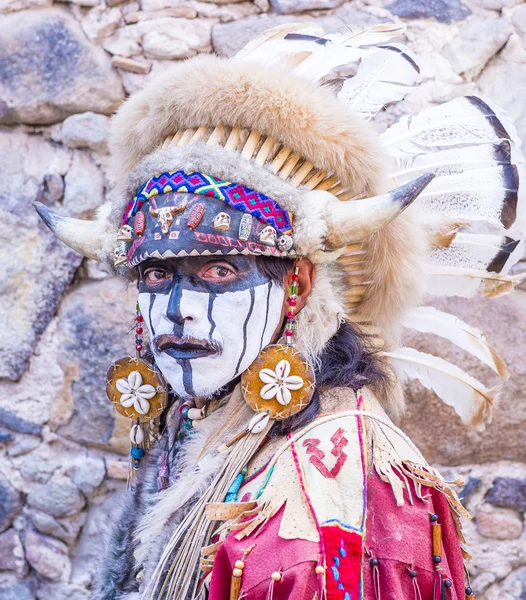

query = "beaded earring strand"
[129,302,147,474]
[105,295,168,489]
[285,263,300,344]
[241,258,315,422]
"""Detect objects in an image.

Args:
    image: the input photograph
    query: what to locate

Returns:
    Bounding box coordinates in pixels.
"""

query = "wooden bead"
[432,523,443,558]
[134,212,146,236]
[233,568,243,578]
[315,565,325,575]
[230,572,241,600]
[235,560,245,570]
[271,572,282,581]
[187,203,205,230]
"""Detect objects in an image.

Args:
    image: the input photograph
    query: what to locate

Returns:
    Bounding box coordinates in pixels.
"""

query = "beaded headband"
[123,171,294,236]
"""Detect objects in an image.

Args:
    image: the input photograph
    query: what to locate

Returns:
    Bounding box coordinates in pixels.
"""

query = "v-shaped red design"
[303,427,349,479]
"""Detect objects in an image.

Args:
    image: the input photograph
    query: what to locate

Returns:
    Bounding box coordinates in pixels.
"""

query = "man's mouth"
[154,334,220,360]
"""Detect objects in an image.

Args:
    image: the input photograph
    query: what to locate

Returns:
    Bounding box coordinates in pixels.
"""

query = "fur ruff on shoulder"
[90,442,162,600]
[359,208,428,345]
[133,410,227,570]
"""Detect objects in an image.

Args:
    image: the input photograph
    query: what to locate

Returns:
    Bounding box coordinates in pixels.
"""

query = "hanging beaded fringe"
[144,420,273,600]
[430,514,445,600]
[408,568,422,600]
[229,566,242,600]
[265,569,282,600]
[128,419,152,489]
[369,556,381,600]
[315,562,327,600]
[127,301,149,489]
[228,546,254,600]
[464,565,476,600]
[285,264,300,345]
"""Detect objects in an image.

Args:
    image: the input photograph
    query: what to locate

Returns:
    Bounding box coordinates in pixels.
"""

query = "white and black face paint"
[137,257,285,400]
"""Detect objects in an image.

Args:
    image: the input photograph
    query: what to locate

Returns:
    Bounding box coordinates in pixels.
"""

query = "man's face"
[137,256,286,400]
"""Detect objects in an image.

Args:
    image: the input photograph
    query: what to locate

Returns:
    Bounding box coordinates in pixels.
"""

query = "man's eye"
[215,267,231,278]
[202,264,236,281]
[144,269,169,284]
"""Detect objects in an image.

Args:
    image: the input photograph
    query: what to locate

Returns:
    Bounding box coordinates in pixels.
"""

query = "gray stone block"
[486,477,526,512]
[0,475,22,533]
[26,475,85,518]
[0,8,124,125]
[386,0,471,24]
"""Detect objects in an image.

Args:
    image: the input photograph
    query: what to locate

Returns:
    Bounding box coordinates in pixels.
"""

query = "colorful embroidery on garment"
[292,409,369,600]
[303,427,349,479]
[123,171,293,235]
[322,525,363,600]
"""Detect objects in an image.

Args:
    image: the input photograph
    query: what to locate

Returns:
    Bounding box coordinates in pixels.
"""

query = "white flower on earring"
[116,371,156,415]
[259,360,304,406]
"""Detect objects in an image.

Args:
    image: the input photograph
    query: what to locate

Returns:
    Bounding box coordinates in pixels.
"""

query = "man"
[36,23,523,600]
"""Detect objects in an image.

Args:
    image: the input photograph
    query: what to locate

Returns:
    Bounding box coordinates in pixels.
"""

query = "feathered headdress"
[36,22,525,429]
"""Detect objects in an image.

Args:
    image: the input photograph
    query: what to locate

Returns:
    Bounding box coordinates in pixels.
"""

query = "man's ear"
[283,258,314,314]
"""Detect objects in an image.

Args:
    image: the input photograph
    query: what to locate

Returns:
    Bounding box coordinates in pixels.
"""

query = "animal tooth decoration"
[34,18,525,600]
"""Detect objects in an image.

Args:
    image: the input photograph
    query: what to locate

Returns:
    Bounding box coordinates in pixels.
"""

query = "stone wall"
[1,0,526,597]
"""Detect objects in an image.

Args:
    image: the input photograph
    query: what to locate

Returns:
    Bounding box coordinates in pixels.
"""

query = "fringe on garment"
[142,418,273,600]
[201,410,472,574]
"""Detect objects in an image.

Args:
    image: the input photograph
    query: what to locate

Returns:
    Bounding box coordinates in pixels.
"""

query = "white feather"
[236,22,418,121]
[415,165,519,230]
[429,233,523,274]
[424,265,524,299]
[384,347,494,430]
[401,306,509,378]
[293,44,367,82]
[336,43,421,120]
[325,22,407,47]
[381,96,521,153]
[389,142,516,183]
[235,23,325,67]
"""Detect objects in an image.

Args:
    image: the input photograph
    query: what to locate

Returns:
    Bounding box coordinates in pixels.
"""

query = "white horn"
[324,174,434,250]
[34,201,110,262]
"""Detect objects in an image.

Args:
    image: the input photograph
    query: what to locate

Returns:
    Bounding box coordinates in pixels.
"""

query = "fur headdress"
[36,23,525,427]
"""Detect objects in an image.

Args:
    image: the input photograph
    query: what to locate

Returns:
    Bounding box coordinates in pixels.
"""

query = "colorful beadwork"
[179,402,194,432]
[322,525,363,600]
[225,467,247,503]
[136,303,144,356]
[131,446,146,460]
[123,171,293,236]
[285,266,300,343]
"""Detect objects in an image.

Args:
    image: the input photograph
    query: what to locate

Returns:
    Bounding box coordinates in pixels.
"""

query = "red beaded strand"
[135,302,144,357]
[285,265,300,344]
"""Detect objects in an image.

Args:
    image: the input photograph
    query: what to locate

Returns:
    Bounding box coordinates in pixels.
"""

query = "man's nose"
[166,275,190,326]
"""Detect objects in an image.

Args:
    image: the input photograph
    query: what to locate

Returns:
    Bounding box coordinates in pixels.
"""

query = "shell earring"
[241,261,315,422]
[106,297,168,485]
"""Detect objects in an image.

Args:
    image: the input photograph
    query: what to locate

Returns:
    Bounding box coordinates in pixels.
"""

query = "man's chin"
[170,383,231,402]
[153,352,242,401]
